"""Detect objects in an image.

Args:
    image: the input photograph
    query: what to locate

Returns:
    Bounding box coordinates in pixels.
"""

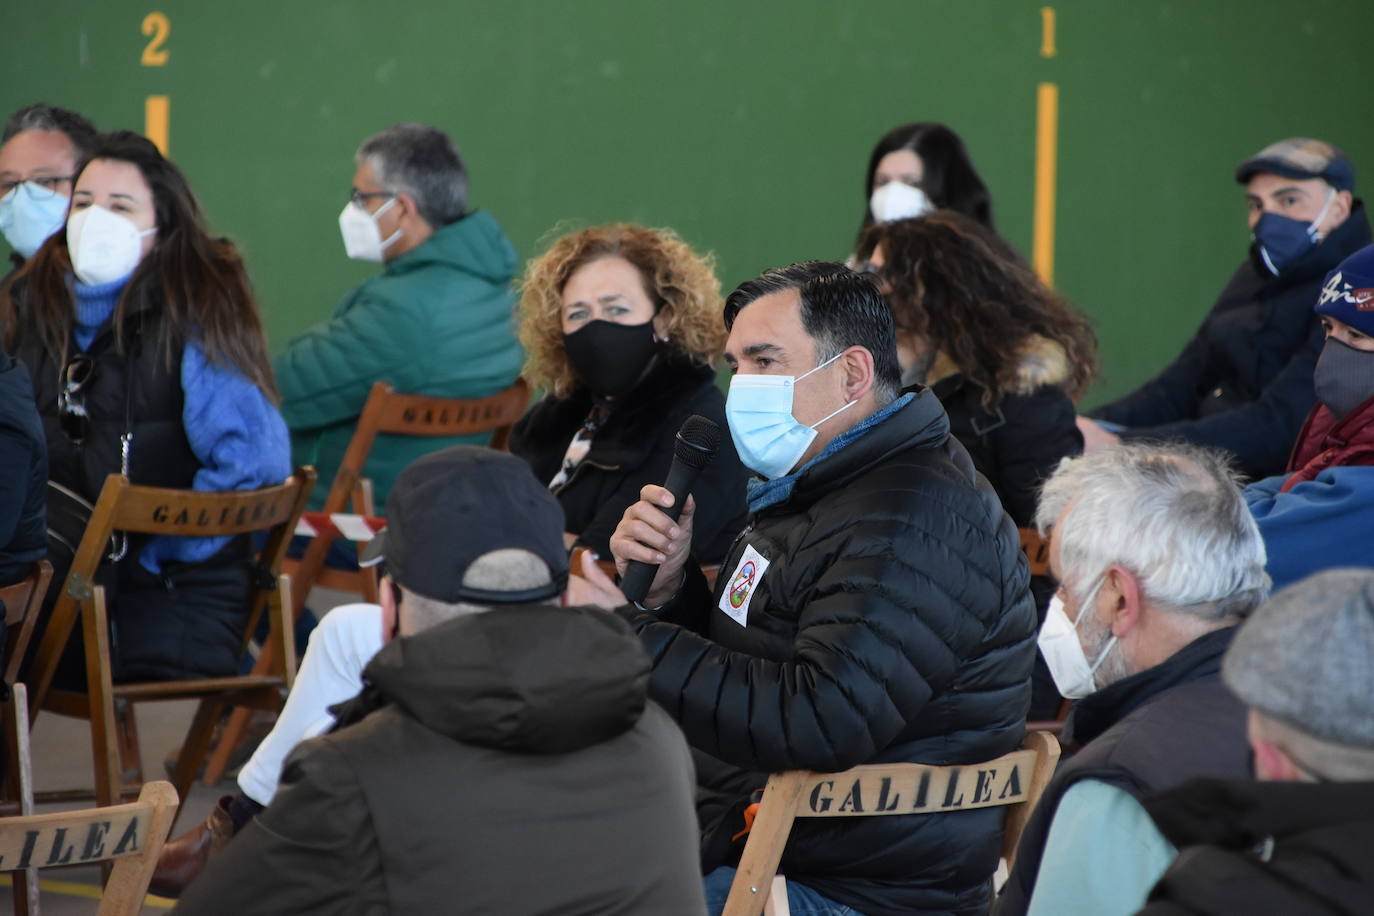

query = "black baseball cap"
[360,446,569,604]
[1235,137,1355,193]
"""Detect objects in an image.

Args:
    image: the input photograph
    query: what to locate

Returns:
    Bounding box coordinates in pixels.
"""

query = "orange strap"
[731,801,761,843]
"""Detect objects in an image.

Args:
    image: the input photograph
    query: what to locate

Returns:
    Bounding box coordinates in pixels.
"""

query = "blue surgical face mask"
[0,181,70,259]
[1253,186,1337,277]
[725,352,857,479]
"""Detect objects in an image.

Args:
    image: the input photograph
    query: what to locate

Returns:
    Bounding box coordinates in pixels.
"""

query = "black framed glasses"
[58,354,95,444]
[348,189,394,209]
[0,175,74,198]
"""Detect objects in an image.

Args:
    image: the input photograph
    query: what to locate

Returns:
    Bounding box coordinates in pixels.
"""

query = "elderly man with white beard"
[994,443,1270,916]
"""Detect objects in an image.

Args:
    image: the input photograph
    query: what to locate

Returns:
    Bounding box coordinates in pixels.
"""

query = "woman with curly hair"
[509,223,748,562]
[857,211,1098,718]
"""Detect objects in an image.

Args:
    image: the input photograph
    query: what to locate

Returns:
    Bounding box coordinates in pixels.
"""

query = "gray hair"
[356,123,467,228]
[2,104,97,159]
[399,548,554,635]
[1035,442,1269,621]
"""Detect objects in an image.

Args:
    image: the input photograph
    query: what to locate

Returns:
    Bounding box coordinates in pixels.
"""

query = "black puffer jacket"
[929,336,1082,527]
[929,336,1083,719]
[616,390,1038,916]
[1091,203,1372,479]
[175,604,706,915]
[510,351,748,561]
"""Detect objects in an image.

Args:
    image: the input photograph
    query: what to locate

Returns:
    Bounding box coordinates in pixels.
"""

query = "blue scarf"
[71,272,133,351]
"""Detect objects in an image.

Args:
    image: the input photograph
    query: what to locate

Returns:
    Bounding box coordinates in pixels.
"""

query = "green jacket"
[276,211,523,511]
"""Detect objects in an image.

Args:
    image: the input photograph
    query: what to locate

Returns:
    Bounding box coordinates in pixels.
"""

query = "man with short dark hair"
[605,261,1038,915]
[995,443,1268,916]
[1081,138,1372,478]
[275,123,522,513]
[174,446,705,915]
[1137,568,1374,915]
[0,103,97,271]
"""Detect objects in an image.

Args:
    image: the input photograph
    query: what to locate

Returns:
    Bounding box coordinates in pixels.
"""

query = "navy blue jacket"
[0,349,46,587]
[1092,204,1372,479]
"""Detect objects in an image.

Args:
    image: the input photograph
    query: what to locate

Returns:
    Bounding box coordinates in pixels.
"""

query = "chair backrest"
[327,378,530,514]
[287,379,530,618]
[0,560,53,685]
[27,470,315,713]
[722,731,1061,916]
[0,780,178,915]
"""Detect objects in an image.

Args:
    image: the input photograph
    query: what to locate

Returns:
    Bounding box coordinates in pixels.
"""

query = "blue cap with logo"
[1315,244,1374,337]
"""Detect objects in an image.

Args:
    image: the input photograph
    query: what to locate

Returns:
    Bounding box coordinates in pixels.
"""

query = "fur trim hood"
[926,334,1072,395]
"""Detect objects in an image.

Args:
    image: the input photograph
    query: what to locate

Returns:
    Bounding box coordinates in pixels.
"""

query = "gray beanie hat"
[1223,568,1374,748]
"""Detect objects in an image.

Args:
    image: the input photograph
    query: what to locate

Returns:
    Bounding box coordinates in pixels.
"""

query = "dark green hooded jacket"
[276,211,523,510]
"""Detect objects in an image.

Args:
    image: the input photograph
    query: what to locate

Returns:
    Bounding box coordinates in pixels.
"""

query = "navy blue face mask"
[1253,187,1337,277]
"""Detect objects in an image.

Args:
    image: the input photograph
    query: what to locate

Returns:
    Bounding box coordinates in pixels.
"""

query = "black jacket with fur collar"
[509,352,749,562]
[928,335,1082,528]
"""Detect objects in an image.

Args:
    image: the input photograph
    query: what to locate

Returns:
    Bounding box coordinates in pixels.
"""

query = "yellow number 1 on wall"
[141,12,170,154]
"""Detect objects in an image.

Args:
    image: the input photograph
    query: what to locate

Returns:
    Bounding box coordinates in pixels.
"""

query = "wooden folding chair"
[722,731,1061,916]
[5,683,37,916]
[0,561,53,690]
[0,778,178,916]
[23,470,314,826]
[0,561,53,827]
[285,378,530,613]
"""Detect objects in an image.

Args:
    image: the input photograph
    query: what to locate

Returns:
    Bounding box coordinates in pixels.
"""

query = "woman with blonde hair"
[509,223,748,561]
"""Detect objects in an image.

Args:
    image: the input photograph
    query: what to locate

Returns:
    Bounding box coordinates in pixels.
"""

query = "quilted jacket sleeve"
[274,284,431,432]
[617,470,1027,775]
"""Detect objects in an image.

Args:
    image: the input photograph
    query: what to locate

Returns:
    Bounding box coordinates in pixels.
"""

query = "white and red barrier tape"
[295,513,386,542]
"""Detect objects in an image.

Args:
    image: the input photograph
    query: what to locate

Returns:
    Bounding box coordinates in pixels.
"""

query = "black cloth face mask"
[1314,335,1374,419]
[563,319,661,400]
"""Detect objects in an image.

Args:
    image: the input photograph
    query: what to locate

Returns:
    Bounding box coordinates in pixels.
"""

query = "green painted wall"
[3,1,1372,406]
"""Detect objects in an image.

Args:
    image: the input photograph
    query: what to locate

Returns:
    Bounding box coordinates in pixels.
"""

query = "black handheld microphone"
[620,415,721,604]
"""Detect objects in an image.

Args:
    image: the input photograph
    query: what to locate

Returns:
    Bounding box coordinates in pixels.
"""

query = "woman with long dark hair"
[858,211,1097,718]
[1,130,289,685]
[856,121,995,250]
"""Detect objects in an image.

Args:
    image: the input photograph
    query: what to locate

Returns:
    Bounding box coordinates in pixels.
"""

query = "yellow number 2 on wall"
[141,12,170,66]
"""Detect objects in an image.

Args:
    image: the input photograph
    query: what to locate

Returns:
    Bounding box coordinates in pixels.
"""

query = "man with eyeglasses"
[274,123,522,519]
[0,104,97,276]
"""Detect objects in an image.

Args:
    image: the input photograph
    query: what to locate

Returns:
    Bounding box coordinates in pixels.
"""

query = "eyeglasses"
[58,354,95,444]
[348,189,394,209]
[0,176,74,198]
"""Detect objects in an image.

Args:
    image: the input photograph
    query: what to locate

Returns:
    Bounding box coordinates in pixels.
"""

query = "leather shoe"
[149,795,234,898]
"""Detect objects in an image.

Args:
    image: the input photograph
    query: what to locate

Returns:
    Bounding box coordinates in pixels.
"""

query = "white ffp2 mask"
[339,197,401,262]
[869,181,934,223]
[1037,592,1118,700]
[66,206,156,286]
